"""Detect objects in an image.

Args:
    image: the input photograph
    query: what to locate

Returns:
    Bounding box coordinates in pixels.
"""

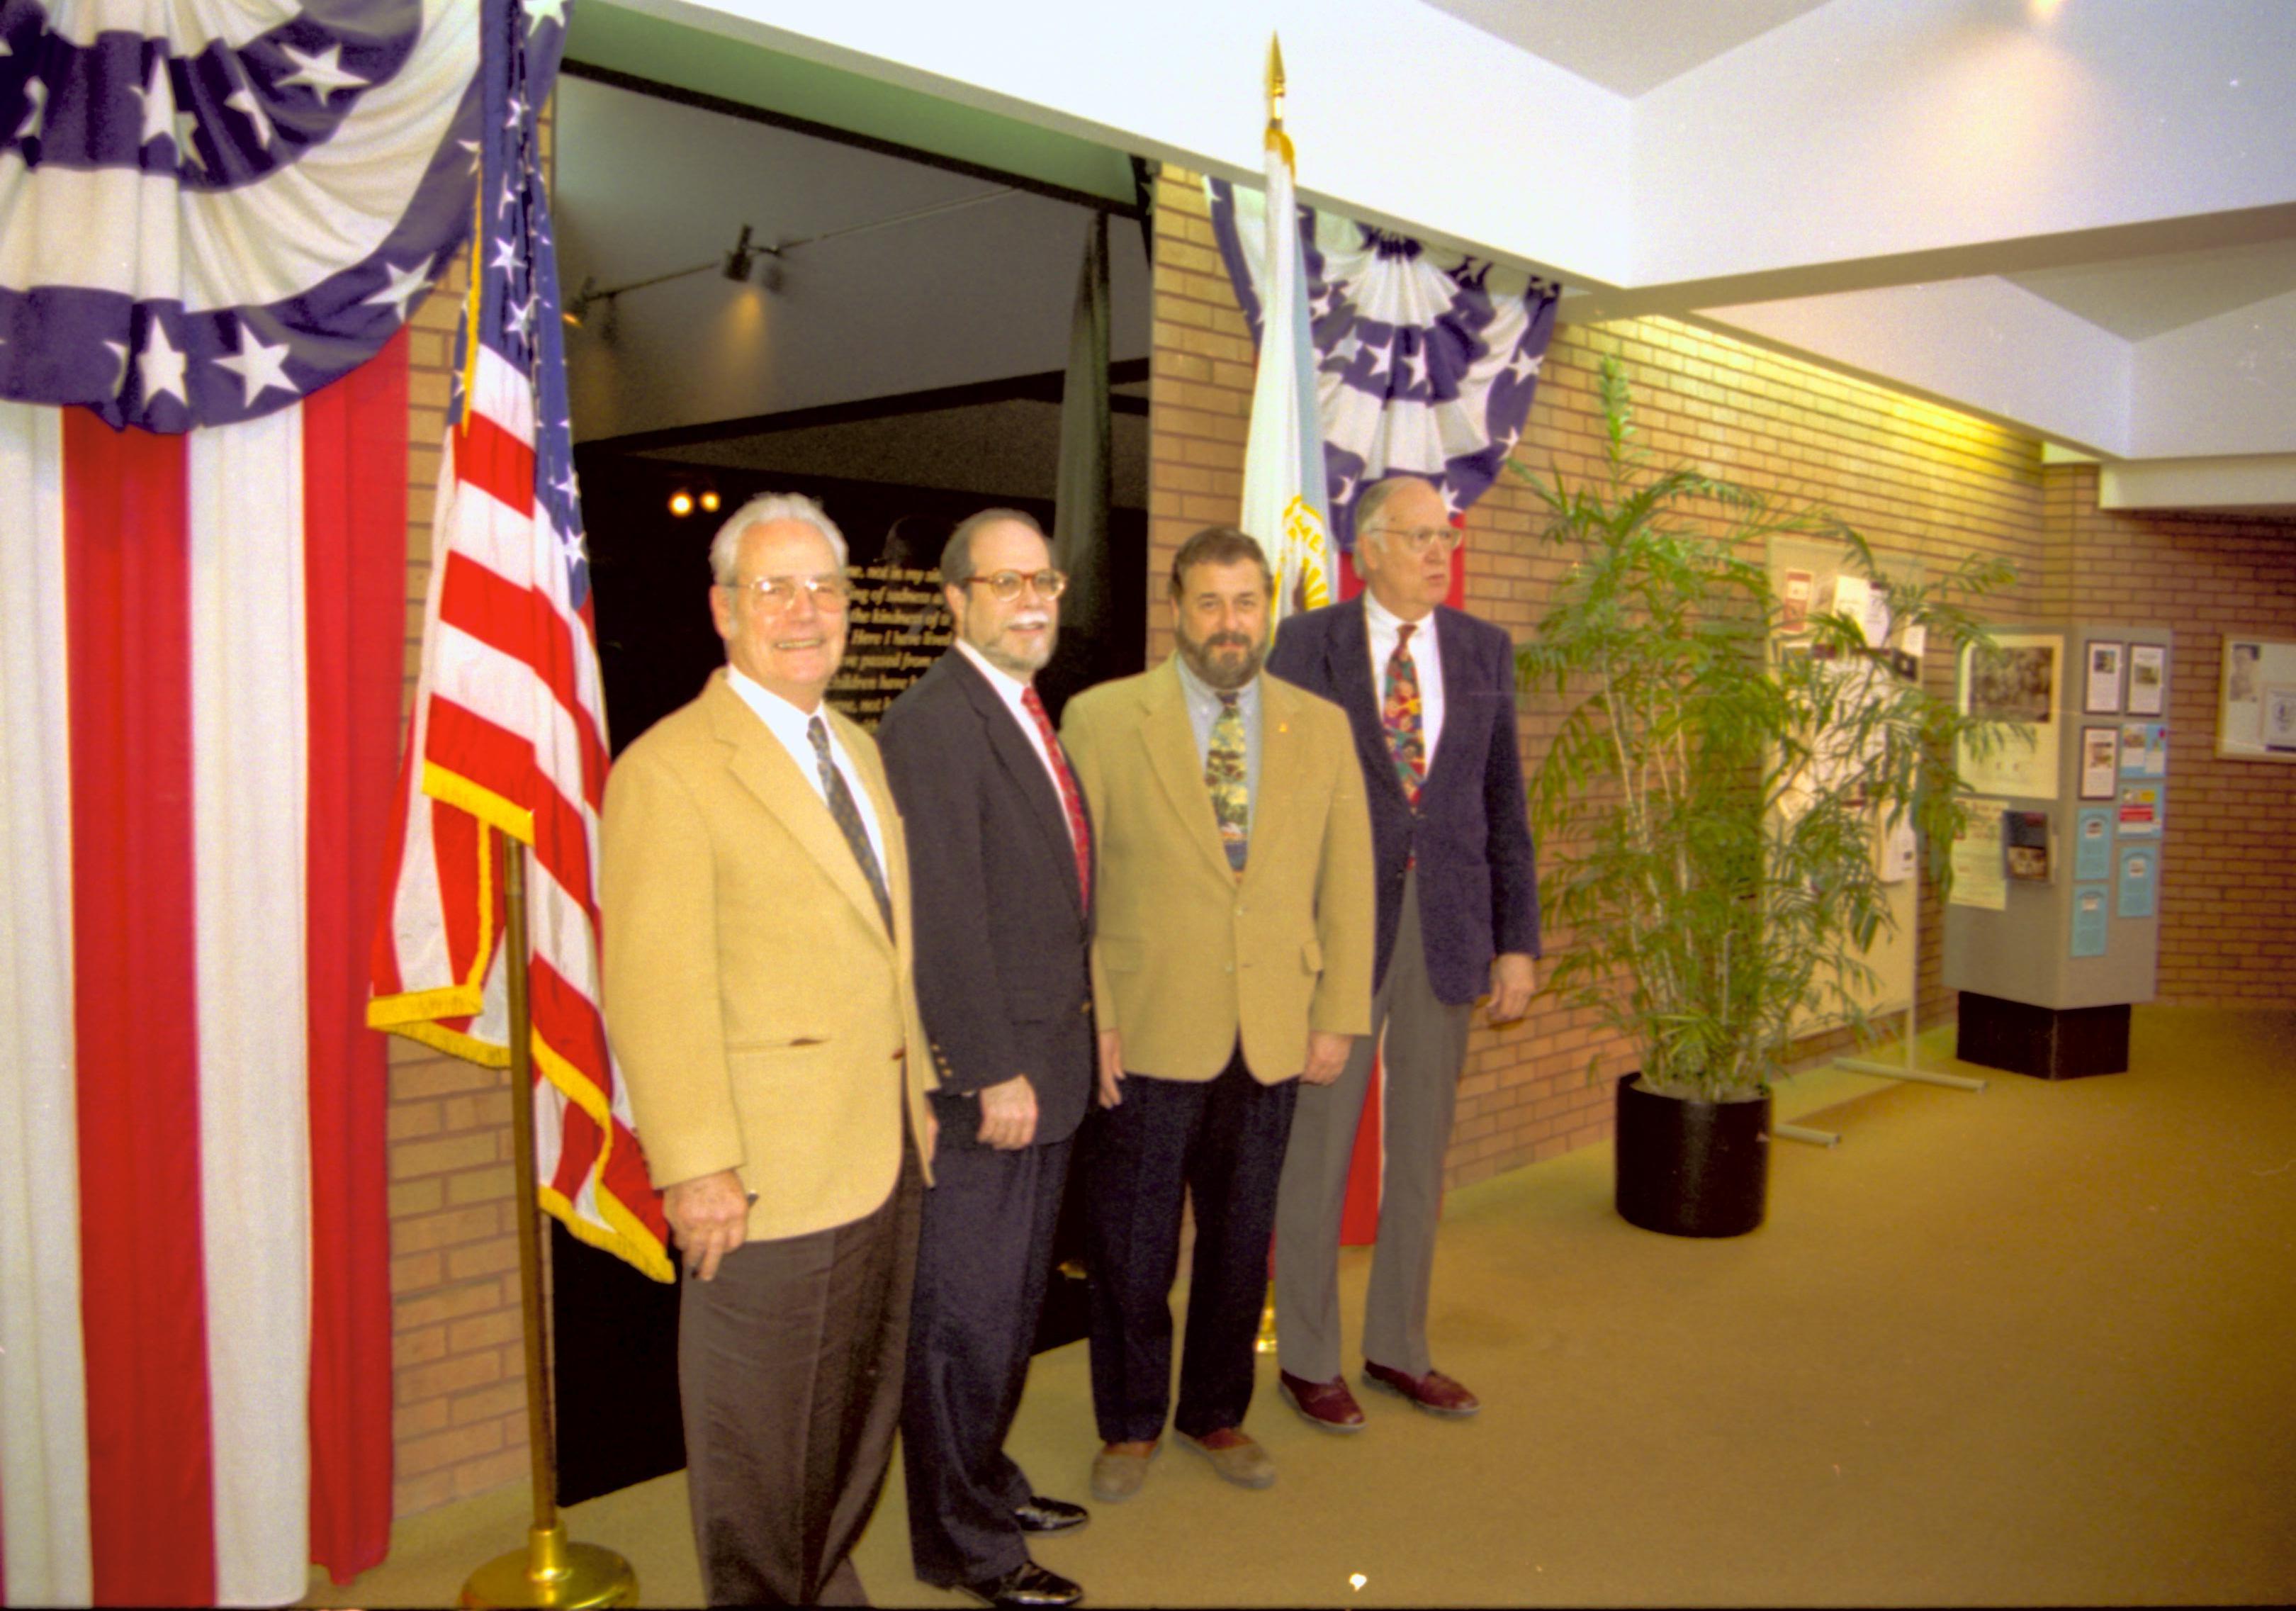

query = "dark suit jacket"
[877,649,1096,1150]
[1268,596,1541,1006]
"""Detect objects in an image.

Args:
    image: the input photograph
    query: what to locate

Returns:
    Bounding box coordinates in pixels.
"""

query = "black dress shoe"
[1012,1493,1089,1534]
[960,1559,1084,1608]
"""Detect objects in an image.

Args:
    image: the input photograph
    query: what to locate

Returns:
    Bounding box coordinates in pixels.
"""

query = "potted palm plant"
[1512,357,2015,1237]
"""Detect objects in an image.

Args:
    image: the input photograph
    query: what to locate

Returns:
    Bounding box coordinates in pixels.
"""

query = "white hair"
[708,492,849,583]
[1353,474,1436,555]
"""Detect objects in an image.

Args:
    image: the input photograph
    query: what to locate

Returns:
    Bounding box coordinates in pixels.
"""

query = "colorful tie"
[808,716,893,935]
[1020,683,1092,908]
[1206,690,1249,877]
[1383,622,1426,804]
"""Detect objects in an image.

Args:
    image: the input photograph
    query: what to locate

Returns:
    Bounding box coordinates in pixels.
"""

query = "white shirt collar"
[1362,588,1435,640]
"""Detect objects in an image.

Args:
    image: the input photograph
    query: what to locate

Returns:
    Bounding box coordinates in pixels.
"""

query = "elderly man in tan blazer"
[1059,525,1373,1503]
[600,491,935,1607]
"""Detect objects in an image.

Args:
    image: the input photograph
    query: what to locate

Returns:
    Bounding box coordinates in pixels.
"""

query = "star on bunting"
[277,42,370,105]
[174,106,207,171]
[130,52,174,147]
[138,322,189,405]
[527,0,568,33]
[214,324,298,407]
[364,257,433,322]
[12,76,47,140]
[103,340,130,394]
[225,82,275,150]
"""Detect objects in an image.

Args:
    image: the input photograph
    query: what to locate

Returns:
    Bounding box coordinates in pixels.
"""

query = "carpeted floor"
[309,1006,2296,1607]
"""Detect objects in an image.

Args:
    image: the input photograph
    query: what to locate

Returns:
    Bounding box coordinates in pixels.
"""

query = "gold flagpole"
[1256,26,1285,1357]
[461,840,638,1609]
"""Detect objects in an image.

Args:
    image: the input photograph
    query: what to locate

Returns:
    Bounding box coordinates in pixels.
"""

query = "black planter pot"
[1614,1072,1770,1237]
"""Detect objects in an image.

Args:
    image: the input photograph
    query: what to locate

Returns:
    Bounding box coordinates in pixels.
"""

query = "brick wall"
[2040,468,2296,1004]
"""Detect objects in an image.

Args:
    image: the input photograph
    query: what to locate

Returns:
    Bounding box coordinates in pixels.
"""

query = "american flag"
[369,0,671,1281]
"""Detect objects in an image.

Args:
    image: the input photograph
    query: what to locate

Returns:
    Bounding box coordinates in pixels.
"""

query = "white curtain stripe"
[189,411,314,1607]
[0,402,94,1607]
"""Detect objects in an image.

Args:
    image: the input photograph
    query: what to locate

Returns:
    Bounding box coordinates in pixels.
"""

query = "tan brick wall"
[2039,466,2296,1004]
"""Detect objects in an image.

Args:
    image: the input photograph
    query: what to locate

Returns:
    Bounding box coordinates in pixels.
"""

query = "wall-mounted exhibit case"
[1943,624,2172,1079]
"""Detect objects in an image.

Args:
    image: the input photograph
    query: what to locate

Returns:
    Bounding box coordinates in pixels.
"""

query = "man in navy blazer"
[878,510,1096,1609]
[1266,474,1541,1429]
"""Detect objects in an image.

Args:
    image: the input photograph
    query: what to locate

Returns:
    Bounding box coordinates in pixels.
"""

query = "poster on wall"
[2116,842,2157,919]
[2116,781,2164,837]
[2079,727,2118,799]
[1949,797,2010,910]
[2217,636,2296,762]
[2128,644,2166,716]
[2119,722,2168,777]
[1960,634,2061,798]
[2074,807,2113,880]
[2085,641,2124,714]
[2071,886,2109,958]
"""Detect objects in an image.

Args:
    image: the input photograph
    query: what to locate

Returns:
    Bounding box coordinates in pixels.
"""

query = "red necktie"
[1020,684,1092,908]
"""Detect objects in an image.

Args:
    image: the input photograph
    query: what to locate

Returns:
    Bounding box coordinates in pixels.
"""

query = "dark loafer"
[1013,1493,1089,1534]
[1278,1369,1367,1432]
[960,1559,1084,1608]
[1362,1361,1480,1418]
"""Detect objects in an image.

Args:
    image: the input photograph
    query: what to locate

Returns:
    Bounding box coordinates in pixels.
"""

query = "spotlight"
[668,490,694,517]
[723,225,756,283]
[699,488,721,513]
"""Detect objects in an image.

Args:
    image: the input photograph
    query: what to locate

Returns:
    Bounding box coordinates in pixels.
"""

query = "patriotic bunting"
[1208,176,1559,552]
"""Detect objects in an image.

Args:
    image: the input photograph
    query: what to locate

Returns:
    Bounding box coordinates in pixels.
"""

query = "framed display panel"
[2217,636,2296,761]
[1768,537,1917,1033]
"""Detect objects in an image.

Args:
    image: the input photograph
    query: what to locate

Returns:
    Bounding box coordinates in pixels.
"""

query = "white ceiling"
[594,0,2296,509]
[1422,0,1835,96]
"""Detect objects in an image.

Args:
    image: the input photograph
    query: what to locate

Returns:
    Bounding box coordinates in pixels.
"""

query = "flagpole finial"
[1264,33,1295,171]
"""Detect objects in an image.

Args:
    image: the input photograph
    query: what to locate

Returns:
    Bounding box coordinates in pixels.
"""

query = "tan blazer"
[1060,656,1375,1083]
[600,669,935,1242]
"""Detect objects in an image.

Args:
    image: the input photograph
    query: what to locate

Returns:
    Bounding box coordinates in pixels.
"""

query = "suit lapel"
[1141,660,1236,883]
[950,652,1084,916]
[707,675,894,953]
[1246,675,1307,880]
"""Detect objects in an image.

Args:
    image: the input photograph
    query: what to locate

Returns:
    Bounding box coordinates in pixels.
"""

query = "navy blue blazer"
[877,650,1096,1148]
[1267,596,1539,1006]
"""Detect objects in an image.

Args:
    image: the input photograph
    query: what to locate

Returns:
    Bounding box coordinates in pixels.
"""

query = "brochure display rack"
[1942,624,2173,1079]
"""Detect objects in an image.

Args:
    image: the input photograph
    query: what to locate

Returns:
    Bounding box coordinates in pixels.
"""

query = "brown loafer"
[1177,1426,1276,1488]
[1362,1361,1480,1418]
[1278,1369,1366,1432]
[1089,1439,1158,1503]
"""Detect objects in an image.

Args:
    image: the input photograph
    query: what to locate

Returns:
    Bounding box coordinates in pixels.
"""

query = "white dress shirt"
[1363,590,1446,767]
[725,665,887,868]
[953,639,1078,850]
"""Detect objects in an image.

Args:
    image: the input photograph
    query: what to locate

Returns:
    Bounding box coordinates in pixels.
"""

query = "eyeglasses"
[721,573,850,612]
[1368,524,1463,556]
[965,569,1068,602]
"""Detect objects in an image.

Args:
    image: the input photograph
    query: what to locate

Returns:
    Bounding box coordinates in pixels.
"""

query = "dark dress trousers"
[877,649,1095,1589]
[1265,597,1540,1380]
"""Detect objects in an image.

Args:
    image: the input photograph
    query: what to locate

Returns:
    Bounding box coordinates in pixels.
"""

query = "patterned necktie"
[1020,684,1092,908]
[807,716,893,935]
[1206,690,1249,877]
[1383,622,1427,804]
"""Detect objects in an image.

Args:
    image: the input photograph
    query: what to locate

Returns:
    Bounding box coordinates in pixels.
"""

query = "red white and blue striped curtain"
[0,1,494,1601]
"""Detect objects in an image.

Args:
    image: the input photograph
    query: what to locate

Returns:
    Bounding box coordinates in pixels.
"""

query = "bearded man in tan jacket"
[600,492,935,1607]
[1059,525,1373,1503]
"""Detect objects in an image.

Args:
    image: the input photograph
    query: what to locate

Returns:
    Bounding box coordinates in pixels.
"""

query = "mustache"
[1203,632,1255,650]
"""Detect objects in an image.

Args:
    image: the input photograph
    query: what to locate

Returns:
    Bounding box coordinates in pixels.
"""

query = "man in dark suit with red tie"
[1266,474,1541,1430]
[877,510,1096,1610]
